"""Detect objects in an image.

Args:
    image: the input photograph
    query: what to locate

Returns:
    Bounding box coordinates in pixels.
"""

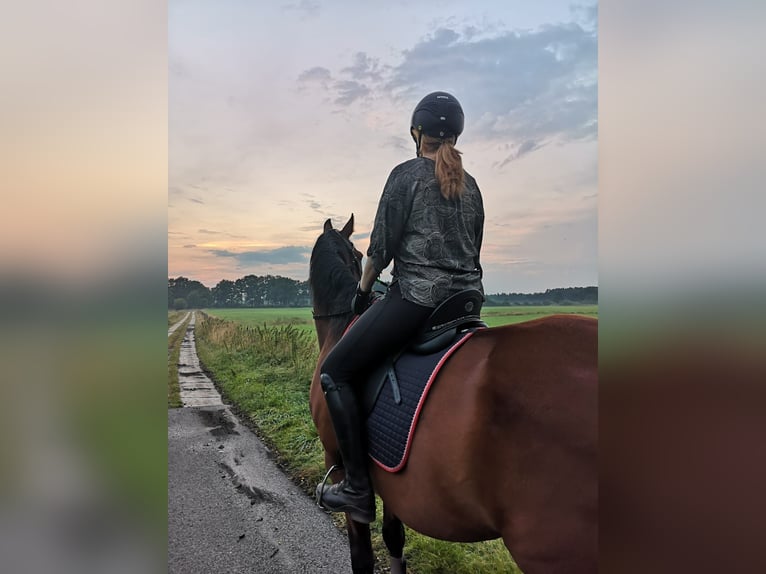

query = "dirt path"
[176,312,223,407]
[169,314,354,573]
[168,311,191,337]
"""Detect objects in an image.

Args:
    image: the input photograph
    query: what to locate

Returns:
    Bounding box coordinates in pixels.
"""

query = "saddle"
[362,289,484,406]
[359,289,486,470]
[409,288,486,354]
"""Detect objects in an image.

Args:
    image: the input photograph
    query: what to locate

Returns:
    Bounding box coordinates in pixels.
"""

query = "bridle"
[311,309,352,320]
[311,230,362,321]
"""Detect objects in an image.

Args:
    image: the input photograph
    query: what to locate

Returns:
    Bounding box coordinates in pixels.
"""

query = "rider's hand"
[352,283,379,315]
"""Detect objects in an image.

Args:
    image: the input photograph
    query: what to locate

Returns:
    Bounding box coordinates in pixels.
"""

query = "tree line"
[169,275,311,309]
[484,286,598,306]
[169,276,597,310]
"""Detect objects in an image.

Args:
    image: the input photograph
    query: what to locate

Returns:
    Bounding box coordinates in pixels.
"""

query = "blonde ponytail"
[420,134,465,200]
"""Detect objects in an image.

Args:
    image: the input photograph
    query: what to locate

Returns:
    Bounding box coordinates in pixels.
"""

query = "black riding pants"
[320,281,433,390]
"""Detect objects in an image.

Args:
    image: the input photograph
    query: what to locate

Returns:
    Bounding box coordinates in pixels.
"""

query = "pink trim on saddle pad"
[372,329,479,473]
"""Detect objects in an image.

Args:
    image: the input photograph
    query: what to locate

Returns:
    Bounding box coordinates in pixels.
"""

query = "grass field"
[205,304,597,331]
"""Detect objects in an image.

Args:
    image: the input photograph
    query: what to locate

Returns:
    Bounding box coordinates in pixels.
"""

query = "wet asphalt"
[168,406,353,574]
[169,311,355,574]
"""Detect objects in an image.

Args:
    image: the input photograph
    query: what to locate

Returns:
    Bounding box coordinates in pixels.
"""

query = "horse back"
[372,314,598,551]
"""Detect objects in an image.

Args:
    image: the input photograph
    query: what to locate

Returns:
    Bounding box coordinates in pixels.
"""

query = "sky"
[168,0,598,294]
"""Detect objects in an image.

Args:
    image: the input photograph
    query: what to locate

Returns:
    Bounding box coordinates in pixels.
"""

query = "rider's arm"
[366,165,413,280]
[359,258,379,294]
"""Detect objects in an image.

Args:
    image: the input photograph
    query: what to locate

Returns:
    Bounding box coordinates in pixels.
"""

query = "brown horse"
[309,216,597,574]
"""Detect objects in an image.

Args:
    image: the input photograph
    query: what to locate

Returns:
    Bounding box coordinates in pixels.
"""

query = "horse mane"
[309,230,358,339]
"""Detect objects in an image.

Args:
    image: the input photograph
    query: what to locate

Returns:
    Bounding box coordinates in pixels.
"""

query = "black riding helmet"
[410,91,464,155]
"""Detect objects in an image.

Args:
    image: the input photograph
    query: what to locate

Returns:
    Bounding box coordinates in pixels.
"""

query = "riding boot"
[315,373,375,523]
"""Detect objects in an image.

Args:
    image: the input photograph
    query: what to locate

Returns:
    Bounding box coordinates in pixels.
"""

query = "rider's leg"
[316,282,432,522]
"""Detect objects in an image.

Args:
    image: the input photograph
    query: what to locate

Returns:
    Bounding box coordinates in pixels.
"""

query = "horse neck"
[314,320,334,351]
[311,283,355,350]
[313,316,349,355]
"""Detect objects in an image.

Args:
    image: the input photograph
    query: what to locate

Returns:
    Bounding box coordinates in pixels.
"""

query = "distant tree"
[296,280,312,307]
[186,289,210,309]
[236,275,266,307]
[484,286,598,306]
[168,277,211,308]
[173,297,187,310]
[267,275,298,306]
[211,279,238,307]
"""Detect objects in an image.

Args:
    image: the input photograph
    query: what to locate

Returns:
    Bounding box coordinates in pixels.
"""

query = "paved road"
[168,407,354,573]
[176,312,223,407]
[169,315,354,574]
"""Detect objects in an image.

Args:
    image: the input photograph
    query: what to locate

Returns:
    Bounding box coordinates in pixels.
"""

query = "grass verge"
[195,314,325,489]
[168,310,186,327]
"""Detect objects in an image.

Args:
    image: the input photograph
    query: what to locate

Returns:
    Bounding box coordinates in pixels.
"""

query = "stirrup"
[315,463,341,507]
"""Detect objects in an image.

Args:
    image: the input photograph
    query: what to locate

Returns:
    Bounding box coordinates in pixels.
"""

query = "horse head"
[309,215,363,345]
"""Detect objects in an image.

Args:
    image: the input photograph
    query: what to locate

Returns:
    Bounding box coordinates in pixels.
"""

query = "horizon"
[169,273,597,296]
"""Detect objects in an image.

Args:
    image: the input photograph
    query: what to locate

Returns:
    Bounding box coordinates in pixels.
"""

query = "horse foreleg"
[346,516,374,574]
[382,504,407,574]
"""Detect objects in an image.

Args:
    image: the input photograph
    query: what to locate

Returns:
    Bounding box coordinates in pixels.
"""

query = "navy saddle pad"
[364,329,479,472]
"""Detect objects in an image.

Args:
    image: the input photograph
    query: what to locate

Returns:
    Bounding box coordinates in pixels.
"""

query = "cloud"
[572,3,598,31]
[281,0,320,19]
[383,135,411,152]
[297,65,372,105]
[333,80,370,106]
[297,66,332,84]
[496,139,548,167]
[210,246,311,265]
[342,52,385,82]
[195,229,247,240]
[388,23,597,146]
[297,9,597,157]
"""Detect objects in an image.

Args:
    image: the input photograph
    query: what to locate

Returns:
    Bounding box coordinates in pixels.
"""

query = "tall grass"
[195,314,325,487]
[194,311,524,573]
[205,305,597,332]
[167,310,186,327]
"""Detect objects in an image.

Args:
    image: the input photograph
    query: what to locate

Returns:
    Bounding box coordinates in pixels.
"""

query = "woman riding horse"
[315,91,486,523]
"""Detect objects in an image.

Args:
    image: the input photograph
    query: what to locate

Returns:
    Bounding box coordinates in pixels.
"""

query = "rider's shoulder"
[389,157,432,178]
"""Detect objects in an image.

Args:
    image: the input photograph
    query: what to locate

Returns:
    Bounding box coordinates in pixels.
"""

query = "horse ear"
[323,218,333,232]
[340,214,354,239]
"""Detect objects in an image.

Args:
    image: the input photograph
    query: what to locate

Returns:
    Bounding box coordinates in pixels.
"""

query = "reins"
[312,309,353,320]
[312,279,390,320]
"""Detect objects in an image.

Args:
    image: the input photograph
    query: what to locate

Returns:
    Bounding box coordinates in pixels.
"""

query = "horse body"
[309,217,597,574]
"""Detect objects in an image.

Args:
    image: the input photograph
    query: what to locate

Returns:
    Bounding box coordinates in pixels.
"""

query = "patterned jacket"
[367,156,484,307]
